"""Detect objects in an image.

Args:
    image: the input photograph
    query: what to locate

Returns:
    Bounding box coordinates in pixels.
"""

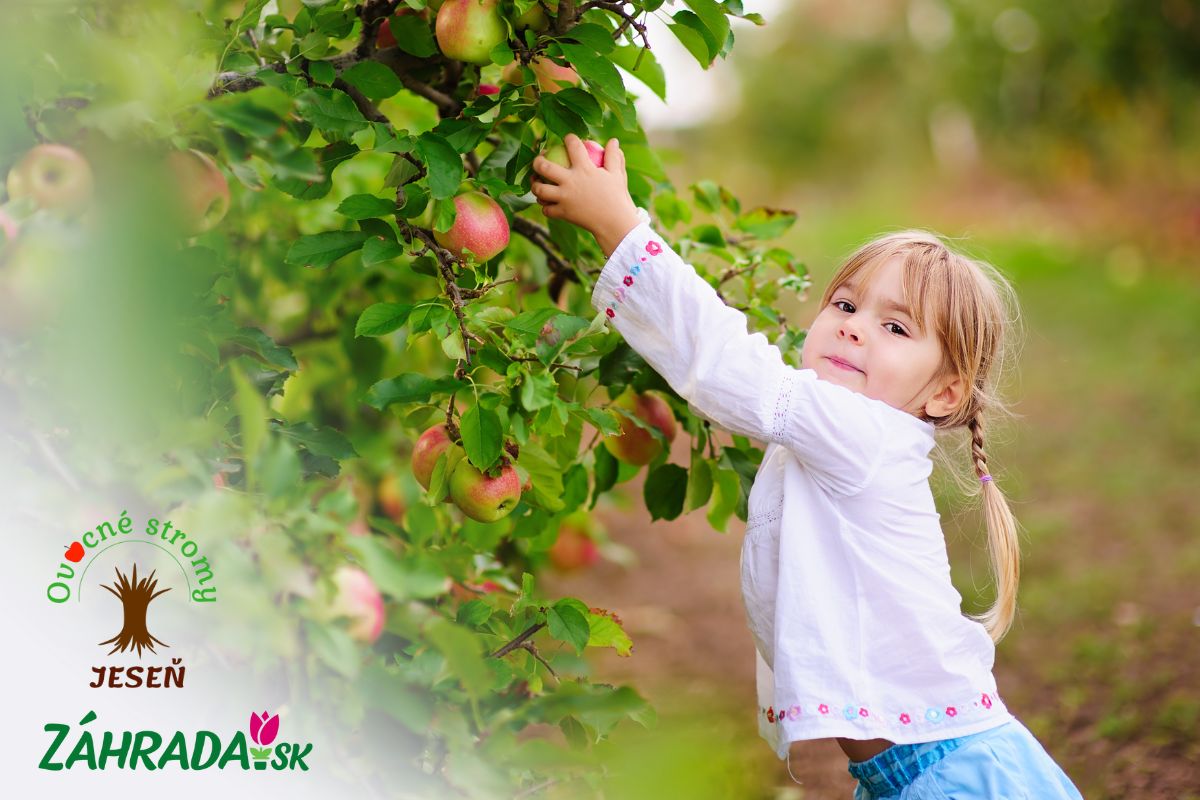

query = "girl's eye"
[835,300,908,337]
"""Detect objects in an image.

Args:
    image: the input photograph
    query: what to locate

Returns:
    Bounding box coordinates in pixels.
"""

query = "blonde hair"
[819,230,1025,644]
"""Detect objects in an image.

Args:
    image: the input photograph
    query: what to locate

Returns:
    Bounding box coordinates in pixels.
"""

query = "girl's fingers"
[565,135,591,169]
[604,138,623,173]
[532,155,569,185]
[531,180,564,203]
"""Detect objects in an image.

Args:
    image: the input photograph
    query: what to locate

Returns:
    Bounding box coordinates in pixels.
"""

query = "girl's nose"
[839,322,861,342]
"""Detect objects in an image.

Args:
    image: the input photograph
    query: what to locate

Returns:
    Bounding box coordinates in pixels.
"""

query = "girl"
[530,134,1086,799]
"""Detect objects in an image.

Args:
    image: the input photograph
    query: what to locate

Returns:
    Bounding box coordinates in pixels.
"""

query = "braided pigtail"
[965,413,1021,644]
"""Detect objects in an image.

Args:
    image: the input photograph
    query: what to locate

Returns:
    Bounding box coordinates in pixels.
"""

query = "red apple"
[165,148,230,234]
[433,190,510,263]
[377,473,407,522]
[436,0,507,65]
[330,566,385,644]
[501,56,580,94]
[6,143,94,215]
[602,390,677,466]
[64,542,85,563]
[411,424,453,490]
[548,523,599,572]
[448,458,522,522]
[542,139,605,171]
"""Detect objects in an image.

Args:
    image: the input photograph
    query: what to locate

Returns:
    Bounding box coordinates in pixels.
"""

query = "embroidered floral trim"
[604,239,664,319]
[745,500,784,530]
[760,692,999,728]
[770,369,797,443]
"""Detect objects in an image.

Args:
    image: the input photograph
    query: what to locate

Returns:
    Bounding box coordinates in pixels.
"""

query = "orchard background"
[2,1,1197,799]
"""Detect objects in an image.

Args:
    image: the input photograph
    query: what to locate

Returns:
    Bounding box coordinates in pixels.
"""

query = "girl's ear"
[925,374,965,418]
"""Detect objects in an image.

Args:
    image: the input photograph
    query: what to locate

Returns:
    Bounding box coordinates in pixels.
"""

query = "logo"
[39,509,315,772]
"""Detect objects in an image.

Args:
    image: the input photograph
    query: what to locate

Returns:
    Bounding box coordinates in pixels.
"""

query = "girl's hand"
[530,133,642,258]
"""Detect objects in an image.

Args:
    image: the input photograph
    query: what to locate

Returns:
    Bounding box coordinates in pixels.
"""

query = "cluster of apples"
[1,142,230,235]
[411,424,524,523]
[376,0,552,65]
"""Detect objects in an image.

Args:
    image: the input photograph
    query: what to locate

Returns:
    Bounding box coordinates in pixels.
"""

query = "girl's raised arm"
[592,213,894,496]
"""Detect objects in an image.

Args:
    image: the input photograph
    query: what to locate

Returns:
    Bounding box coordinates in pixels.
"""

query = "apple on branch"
[602,389,678,466]
[448,457,522,523]
[433,190,510,263]
[6,143,94,216]
[165,149,231,234]
[435,0,506,65]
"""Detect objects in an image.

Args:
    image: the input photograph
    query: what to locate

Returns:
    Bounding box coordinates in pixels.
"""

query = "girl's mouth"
[827,356,863,373]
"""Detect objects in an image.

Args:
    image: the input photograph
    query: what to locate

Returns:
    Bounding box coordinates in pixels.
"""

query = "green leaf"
[644,463,688,521]
[459,403,503,470]
[305,620,361,678]
[228,327,298,370]
[360,664,433,734]
[517,442,565,513]
[734,207,798,239]
[552,88,603,125]
[365,373,463,409]
[341,60,404,101]
[356,302,414,336]
[555,43,626,103]
[308,60,336,86]
[336,193,396,219]
[610,44,666,101]
[295,87,369,139]
[586,611,633,656]
[685,453,714,512]
[274,420,358,460]
[706,464,741,533]
[347,536,450,600]
[456,599,494,627]
[564,23,616,54]
[504,307,560,336]
[425,616,492,700]
[520,369,558,412]
[388,14,438,57]
[416,132,464,200]
[285,230,368,267]
[362,235,407,266]
[201,85,292,138]
[546,603,591,656]
[668,15,713,68]
[230,361,267,468]
[683,0,731,58]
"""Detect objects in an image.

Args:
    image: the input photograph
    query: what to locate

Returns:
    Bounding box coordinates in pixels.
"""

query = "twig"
[488,621,546,658]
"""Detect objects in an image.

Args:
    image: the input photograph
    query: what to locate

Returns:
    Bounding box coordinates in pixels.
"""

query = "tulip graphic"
[249,710,279,768]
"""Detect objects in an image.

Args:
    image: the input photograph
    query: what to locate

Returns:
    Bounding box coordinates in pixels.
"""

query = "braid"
[967,414,991,483]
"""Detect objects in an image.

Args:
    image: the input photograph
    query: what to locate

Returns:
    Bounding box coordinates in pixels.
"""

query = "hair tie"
[980,474,993,483]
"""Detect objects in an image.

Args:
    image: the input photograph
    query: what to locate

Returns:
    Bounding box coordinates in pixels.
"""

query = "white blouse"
[591,211,1014,759]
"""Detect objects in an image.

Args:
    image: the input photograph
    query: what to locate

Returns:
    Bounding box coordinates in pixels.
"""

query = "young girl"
[530,134,1086,799]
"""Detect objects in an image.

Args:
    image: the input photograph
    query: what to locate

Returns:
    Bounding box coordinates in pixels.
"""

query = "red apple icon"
[64,542,85,562]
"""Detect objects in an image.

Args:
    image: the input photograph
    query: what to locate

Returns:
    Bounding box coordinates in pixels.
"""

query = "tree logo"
[98,564,171,658]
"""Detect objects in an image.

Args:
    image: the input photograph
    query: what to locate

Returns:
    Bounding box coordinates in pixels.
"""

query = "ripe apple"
[6,143,94,215]
[330,566,385,644]
[448,458,522,522]
[602,390,678,465]
[165,149,231,234]
[377,473,407,523]
[436,0,507,65]
[501,56,580,94]
[433,190,510,262]
[548,522,600,572]
[542,139,605,171]
[411,424,453,490]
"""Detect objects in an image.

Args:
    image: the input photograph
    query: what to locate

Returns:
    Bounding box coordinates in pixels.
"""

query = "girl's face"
[800,255,963,419]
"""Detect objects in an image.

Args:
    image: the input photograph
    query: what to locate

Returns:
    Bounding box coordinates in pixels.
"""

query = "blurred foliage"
[716,0,1200,186]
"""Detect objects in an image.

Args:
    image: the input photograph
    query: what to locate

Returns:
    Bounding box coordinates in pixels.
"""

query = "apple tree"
[2,0,811,795]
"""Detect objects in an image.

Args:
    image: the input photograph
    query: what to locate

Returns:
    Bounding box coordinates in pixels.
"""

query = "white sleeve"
[590,214,891,495]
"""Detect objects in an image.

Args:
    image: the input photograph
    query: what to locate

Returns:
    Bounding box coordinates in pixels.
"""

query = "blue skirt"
[847,718,1085,799]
